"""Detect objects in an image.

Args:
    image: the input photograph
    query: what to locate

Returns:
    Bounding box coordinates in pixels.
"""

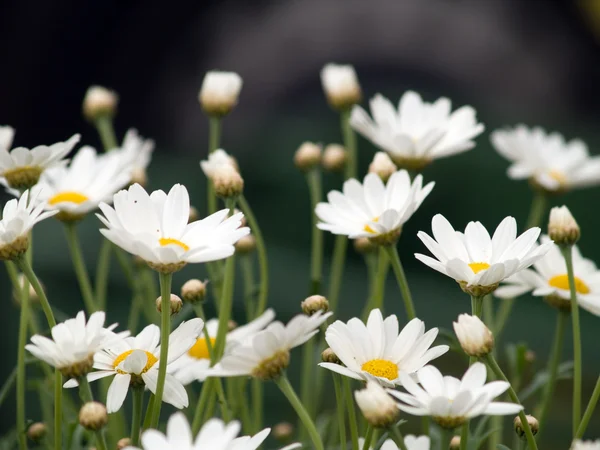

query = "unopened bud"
[235,234,256,254]
[322,144,347,172]
[294,142,322,172]
[213,165,244,198]
[156,294,183,315]
[117,438,132,449]
[514,415,539,439]
[272,422,294,442]
[321,347,341,364]
[355,381,400,428]
[199,71,243,117]
[548,206,580,246]
[13,274,40,306]
[353,237,377,255]
[369,152,397,182]
[181,279,207,304]
[188,206,199,223]
[321,63,362,110]
[130,167,147,187]
[27,423,47,443]
[450,436,461,450]
[301,295,329,316]
[79,402,108,431]
[83,86,118,121]
[453,314,494,357]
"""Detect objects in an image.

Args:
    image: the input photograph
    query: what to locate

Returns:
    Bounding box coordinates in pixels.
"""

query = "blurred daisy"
[358,436,430,450]
[199,71,243,116]
[208,311,332,380]
[571,440,600,450]
[491,125,600,193]
[110,128,154,186]
[171,309,275,385]
[495,236,600,315]
[316,170,434,244]
[66,319,203,413]
[0,126,15,152]
[320,63,362,110]
[389,362,523,429]
[415,214,552,296]
[97,183,249,273]
[26,311,127,378]
[350,92,484,170]
[319,309,448,387]
[200,148,238,179]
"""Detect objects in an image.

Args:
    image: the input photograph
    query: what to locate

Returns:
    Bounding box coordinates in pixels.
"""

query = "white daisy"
[389,362,523,429]
[415,214,552,296]
[320,63,362,110]
[354,380,399,427]
[65,318,204,413]
[491,125,600,192]
[350,92,484,170]
[571,440,600,450]
[199,71,243,116]
[315,170,434,243]
[0,188,58,260]
[110,128,154,183]
[171,308,275,385]
[97,183,249,273]
[495,236,600,315]
[208,311,332,380]
[200,148,238,179]
[319,309,448,387]
[358,436,430,450]
[25,311,128,378]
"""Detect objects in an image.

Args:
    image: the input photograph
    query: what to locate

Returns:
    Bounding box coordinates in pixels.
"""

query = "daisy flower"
[571,440,600,450]
[320,63,362,110]
[415,214,552,297]
[319,309,448,387]
[208,311,332,380]
[350,91,484,171]
[65,319,203,413]
[315,170,434,245]
[354,380,399,428]
[200,148,238,179]
[171,308,275,385]
[0,131,80,190]
[97,183,249,273]
[491,125,600,193]
[358,436,430,450]
[389,362,523,429]
[495,236,600,315]
[199,71,243,117]
[25,311,128,378]
[0,188,58,260]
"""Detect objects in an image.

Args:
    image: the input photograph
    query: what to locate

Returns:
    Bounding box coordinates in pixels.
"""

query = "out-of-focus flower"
[199,71,243,117]
[321,63,361,110]
[83,86,119,121]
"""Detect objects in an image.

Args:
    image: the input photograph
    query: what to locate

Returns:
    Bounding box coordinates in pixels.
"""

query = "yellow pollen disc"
[549,170,567,186]
[113,350,158,375]
[159,237,190,252]
[361,359,398,381]
[548,274,590,294]
[188,337,217,360]
[363,216,380,234]
[48,191,89,205]
[469,262,490,274]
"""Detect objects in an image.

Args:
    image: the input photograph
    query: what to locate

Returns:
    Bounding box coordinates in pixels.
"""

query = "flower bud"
[235,234,256,254]
[83,86,118,121]
[301,295,329,316]
[272,422,294,443]
[181,279,207,304]
[548,206,580,246]
[321,347,341,364]
[353,237,377,255]
[322,144,347,172]
[369,152,397,182]
[26,422,47,444]
[12,274,40,306]
[130,167,148,188]
[156,294,183,315]
[354,381,400,428]
[321,63,362,110]
[79,401,108,431]
[117,438,132,449]
[514,415,539,440]
[188,206,199,223]
[199,71,243,117]
[294,142,322,172]
[213,165,244,199]
[450,436,461,450]
[453,314,494,357]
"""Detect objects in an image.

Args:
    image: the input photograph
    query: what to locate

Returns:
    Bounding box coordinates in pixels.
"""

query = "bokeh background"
[1,0,600,448]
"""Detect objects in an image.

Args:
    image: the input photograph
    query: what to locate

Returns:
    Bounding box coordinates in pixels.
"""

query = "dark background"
[1,0,600,448]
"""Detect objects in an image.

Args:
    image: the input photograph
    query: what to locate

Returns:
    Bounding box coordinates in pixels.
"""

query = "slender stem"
[388,426,409,450]
[251,378,263,433]
[384,245,416,320]
[202,388,218,424]
[343,377,359,450]
[127,274,144,334]
[362,248,388,320]
[421,417,429,437]
[525,191,547,230]
[494,298,515,339]
[78,376,94,403]
[214,377,231,421]
[484,355,538,450]
[54,370,62,450]
[471,295,483,318]
[306,169,323,295]
[561,246,582,435]
[64,223,97,314]
[95,240,112,311]
[213,255,235,359]
[16,265,29,450]
[94,431,108,450]
[207,116,222,215]
[362,425,374,450]
[15,256,56,327]
[131,387,144,446]
[142,395,155,430]
[299,337,315,440]
[333,374,346,448]
[328,235,348,313]
[460,422,469,450]
[240,255,256,321]
[275,374,324,450]
[576,373,600,438]
[340,109,357,180]
[94,116,118,151]
[191,379,213,434]
[237,380,252,433]
[150,272,173,427]
[535,311,567,433]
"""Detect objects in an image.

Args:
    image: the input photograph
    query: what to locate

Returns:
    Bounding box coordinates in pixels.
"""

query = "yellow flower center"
[48,191,89,205]
[548,274,590,294]
[549,170,567,186]
[363,217,380,234]
[361,359,398,381]
[469,262,490,274]
[188,337,217,360]
[159,237,190,252]
[113,350,158,375]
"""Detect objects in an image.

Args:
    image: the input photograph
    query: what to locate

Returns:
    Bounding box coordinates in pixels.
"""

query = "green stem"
[306,169,323,295]
[142,395,155,430]
[328,235,348,313]
[15,256,56,328]
[525,191,547,230]
[275,374,324,450]
[131,387,144,446]
[460,422,469,450]
[240,255,256,321]
[362,425,374,450]
[383,245,416,320]
[94,431,108,450]
[561,246,582,435]
[251,378,263,433]
[54,371,62,450]
[207,116,222,215]
[421,417,429,437]
[127,274,144,334]
[362,248,388,319]
[494,298,515,339]
[299,338,315,441]
[484,355,538,450]
[340,109,358,180]
[64,223,97,314]
[16,264,29,450]
[343,377,359,450]
[95,240,112,311]
[333,375,346,448]
[388,426,409,450]
[191,379,213,434]
[150,272,173,427]
[576,373,600,438]
[78,376,94,403]
[213,255,235,359]
[471,295,483,318]
[237,380,252,433]
[94,116,118,151]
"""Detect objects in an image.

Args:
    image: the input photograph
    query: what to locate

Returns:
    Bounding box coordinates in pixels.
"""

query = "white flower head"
[453,314,494,357]
[0,126,15,152]
[319,309,448,387]
[110,129,155,184]
[320,63,361,110]
[26,311,128,378]
[415,214,553,297]
[316,170,434,245]
[200,149,238,180]
[83,85,119,121]
[171,309,275,385]
[0,188,58,260]
[571,440,600,450]
[358,436,430,450]
[208,311,332,380]
[491,125,600,193]
[354,380,400,427]
[350,92,484,170]
[548,205,580,246]
[389,362,523,429]
[199,71,243,116]
[97,183,249,273]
